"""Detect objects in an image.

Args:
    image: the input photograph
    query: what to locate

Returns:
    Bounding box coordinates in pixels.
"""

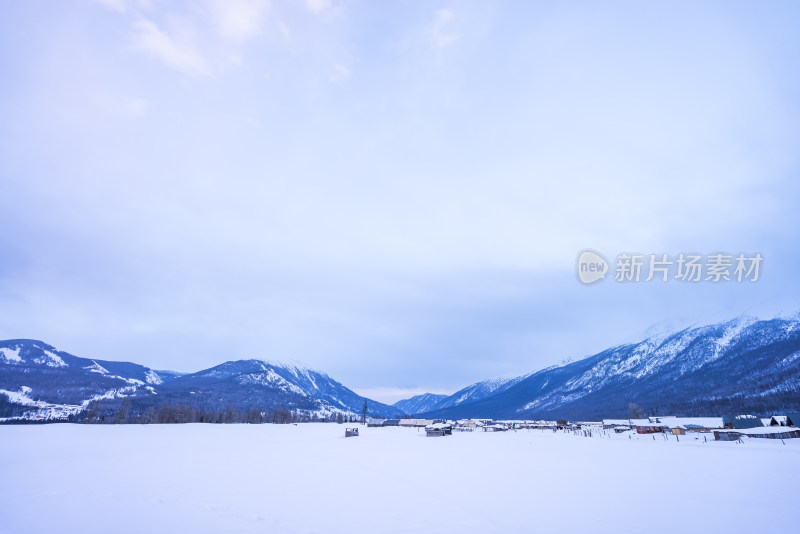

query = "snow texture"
[0,423,798,534]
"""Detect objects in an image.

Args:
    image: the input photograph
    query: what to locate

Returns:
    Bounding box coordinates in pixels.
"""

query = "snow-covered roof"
[655,417,723,429]
[399,418,433,426]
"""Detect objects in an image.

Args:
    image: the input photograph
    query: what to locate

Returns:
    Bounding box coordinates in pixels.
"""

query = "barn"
[722,415,763,429]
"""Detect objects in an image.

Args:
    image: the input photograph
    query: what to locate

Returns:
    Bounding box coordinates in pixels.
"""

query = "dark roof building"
[785,413,800,427]
[722,415,764,429]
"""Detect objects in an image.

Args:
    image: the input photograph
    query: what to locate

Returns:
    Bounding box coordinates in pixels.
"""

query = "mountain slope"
[148,359,402,417]
[433,375,530,410]
[0,339,172,421]
[393,393,449,414]
[422,316,800,420]
[392,375,529,415]
[0,340,401,421]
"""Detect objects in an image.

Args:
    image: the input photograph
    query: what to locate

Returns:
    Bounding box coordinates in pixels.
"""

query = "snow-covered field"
[1,424,798,534]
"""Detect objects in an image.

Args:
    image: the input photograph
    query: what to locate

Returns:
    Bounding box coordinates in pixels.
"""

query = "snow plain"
[1,423,798,534]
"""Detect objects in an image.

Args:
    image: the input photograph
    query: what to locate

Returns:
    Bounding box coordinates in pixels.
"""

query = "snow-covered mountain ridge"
[420,316,800,419]
[4,314,800,422]
[0,340,400,421]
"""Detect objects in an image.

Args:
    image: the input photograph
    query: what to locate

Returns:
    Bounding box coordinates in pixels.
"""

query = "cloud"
[432,9,458,49]
[305,0,332,14]
[91,0,152,13]
[107,95,148,118]
[91,0,130,12]
[207,0,270,43]
[132,19,211,76]
[329,63,350,83]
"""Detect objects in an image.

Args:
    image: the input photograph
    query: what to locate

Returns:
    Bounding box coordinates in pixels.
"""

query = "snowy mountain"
[148,359,402,418]
[392,376,530,415]
[0,339,174,421]
[0,340,401,421]
[433,375,530,410]
[392,393,449,414]
[422,316,800,420]
[4,314,800,423]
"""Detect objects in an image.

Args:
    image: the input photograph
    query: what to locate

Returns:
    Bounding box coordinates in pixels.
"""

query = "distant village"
[359,413,800,440]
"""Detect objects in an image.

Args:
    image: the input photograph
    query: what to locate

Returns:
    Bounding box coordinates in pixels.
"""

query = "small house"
[425,423,452,437]
[603,419,630,430]
[769,416,788,426]
[455,421,477,432]
[635,423,665,434]
[345,428,359,437]
[714,430,743,441]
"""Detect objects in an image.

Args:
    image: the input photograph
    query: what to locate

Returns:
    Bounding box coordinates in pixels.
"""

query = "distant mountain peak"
[423,314,800,420]
[393,392,449,414]
[0,343,403,422]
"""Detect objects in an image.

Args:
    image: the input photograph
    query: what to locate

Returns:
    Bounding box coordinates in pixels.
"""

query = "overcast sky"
[1,1,799,403]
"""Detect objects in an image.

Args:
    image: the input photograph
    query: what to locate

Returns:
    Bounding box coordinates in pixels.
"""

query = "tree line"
[80,398,364,425]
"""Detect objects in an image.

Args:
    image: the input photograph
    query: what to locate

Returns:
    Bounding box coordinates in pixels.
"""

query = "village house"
[634,421,666,434]
[769,414,800,427]
[603,419,631,430]
[425,422,453,437]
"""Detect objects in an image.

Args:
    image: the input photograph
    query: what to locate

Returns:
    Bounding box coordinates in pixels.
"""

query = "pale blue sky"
[1,1,799,402]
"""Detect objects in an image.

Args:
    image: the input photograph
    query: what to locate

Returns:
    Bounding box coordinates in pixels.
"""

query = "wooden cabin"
[425,423,453,437]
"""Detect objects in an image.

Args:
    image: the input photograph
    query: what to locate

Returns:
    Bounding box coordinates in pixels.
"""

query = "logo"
[575,250,763,284]
[576,250,609,284]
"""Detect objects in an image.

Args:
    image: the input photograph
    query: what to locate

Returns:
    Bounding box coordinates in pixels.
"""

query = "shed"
[603,419,631,429]
[382,419,400,427]
[714,430,743,441]
[425,423,452,437]
[345,428,359,437]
